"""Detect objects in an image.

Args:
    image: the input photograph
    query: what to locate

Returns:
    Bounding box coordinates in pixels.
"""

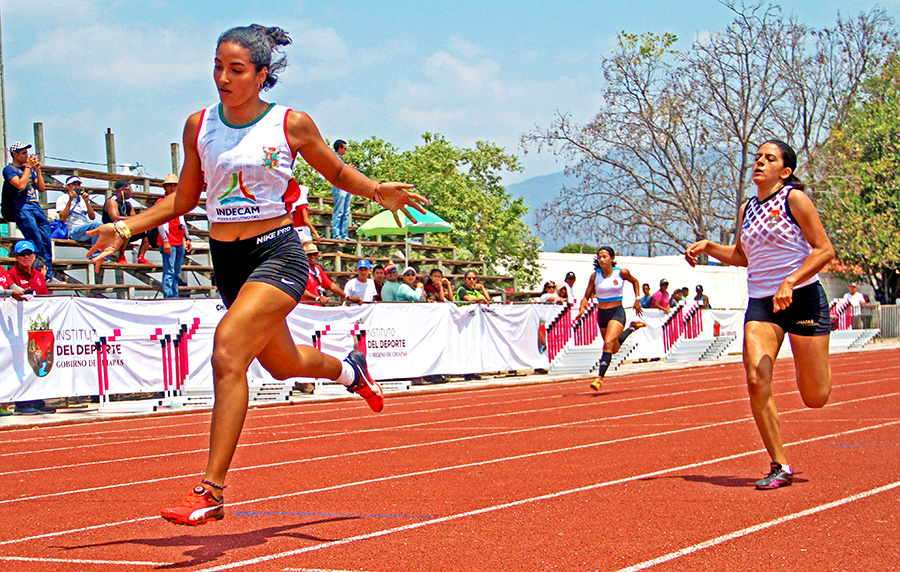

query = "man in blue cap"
[2,141,54,281]
[343,259,376,303]
[7,240,49,295]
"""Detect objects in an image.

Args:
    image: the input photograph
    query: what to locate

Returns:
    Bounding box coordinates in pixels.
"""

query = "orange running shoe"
[590,377,603,391]
[344,350,384,412]
[161,485,224,525]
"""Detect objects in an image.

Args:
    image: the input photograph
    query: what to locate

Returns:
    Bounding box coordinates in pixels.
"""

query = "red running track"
[0,347,898,571]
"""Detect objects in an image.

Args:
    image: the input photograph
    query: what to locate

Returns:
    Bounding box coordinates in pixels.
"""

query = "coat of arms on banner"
[27,314,54,377]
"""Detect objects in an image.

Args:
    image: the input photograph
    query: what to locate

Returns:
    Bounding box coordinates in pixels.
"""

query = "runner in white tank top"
[685,139,834,491]
[86,24,427,526]
[577,246,644,391]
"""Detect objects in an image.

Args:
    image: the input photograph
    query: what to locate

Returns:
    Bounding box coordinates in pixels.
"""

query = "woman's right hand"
[685,240,709,267]
[374,182,428,227]
[86,223,124,271]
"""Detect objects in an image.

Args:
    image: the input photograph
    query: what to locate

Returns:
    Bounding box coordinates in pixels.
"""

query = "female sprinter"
[577,246,643,391]
[685,139,834,490]
[87,24,426,524]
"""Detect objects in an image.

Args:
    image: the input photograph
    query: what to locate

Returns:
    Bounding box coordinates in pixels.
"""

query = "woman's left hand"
[772,281,794,313]
[375,182,428,227]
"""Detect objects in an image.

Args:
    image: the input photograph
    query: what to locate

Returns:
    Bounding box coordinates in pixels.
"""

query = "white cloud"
[447,37,484,59]
[423,51,501,91]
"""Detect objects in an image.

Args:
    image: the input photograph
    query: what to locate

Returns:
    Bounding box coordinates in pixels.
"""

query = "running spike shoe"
[755,462,793,490]
[161,485,224,525]
[344,350,384,412]
[590,377,603,391]
[630,321,646,329]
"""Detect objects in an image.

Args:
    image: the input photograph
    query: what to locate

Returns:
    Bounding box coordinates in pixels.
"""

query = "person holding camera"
[2,141,54,281]
[55,175,102,245]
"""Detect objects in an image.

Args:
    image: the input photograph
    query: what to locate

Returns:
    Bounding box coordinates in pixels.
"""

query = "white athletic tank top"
[741,185,818,298]
[197,103,295,223]
[594,268,624,303]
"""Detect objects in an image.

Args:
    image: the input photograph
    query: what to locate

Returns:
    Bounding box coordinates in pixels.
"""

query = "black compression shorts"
[744,282,831,337]
[597,305,627,329]
[209,224,309,308]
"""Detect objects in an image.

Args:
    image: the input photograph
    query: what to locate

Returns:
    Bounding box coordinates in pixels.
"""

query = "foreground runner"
[88,24,426,524]
[577,246,644,391]
[685,140,833,490]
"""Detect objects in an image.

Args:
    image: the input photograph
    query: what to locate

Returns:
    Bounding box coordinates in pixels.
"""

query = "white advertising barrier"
[1,298,563,402]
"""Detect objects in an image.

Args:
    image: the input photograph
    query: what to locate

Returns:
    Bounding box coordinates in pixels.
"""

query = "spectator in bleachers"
[371,263,385,301]
[0,264,26,301]
[557,271,577,306]
[56,175,102,245]
[301,242,355,305]
[539,281,562,303]
[424,267,451,302]
[2,141,54,282]
[396,266,425,301]
[694,284,711,308]
[155,174,192,298]
[639,283,653,308]
[380,263,401,302]
[330,139,352,240]
[102,180,151,264]
[455,270,490,305]
[669,287,684,308]
[650,279,670,311]
[6,241,49,295]
[343,259,377,303]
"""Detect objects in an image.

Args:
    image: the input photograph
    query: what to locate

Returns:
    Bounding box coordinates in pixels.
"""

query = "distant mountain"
[506,171,580,252]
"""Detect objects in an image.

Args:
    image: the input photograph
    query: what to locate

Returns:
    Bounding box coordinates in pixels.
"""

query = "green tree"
[821,54,900,303]
[294,134,543,288]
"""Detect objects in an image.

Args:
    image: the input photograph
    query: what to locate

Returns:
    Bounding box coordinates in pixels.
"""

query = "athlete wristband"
[113,220,132,241]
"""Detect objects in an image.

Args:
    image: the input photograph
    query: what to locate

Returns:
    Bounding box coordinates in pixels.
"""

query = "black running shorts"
[210,224,309,308]
[597,305,627,329]
[744,282,831,337]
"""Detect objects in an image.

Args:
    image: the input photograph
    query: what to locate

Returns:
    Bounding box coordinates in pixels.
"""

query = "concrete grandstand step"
[666,338,718,362]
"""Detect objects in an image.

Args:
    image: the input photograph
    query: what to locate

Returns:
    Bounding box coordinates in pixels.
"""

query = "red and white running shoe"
[160,485,224,525]
[344,350,384,412]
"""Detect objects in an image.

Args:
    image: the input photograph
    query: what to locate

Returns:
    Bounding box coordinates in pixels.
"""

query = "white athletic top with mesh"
[741,184,818,298]
[197,103,295,223]
[594,268,624,303]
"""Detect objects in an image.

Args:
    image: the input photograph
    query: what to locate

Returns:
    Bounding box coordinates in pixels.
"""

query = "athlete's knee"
[800,383,831,408]
[603,341,620,354]
[745,368,772,400]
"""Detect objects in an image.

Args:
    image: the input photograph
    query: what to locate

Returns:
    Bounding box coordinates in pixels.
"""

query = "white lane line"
[191,420,900,572]
[0,554,166,566]
[1,388,897,509]
[2,415,897,554]
[613,480,900,572]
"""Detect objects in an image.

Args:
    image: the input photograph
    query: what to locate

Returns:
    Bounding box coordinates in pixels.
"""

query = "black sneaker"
[755,462,793,490]
[344,350,384,412]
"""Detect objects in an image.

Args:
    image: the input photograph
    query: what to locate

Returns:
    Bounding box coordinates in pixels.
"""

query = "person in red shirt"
[0,265,26,301]
[301,242,353,304]
[155,174,192,298]
[7,240,49,295]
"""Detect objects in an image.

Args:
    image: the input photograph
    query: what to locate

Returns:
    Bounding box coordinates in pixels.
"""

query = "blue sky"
[2,0,897,185]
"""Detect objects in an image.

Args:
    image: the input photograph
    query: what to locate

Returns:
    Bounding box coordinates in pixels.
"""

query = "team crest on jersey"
[219,171,257,205]
[262,147,280,169]
[767,208,781,226]
[27,314,54,377]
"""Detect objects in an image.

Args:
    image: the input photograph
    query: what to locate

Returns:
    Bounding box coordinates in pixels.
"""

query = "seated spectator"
[539,281,562,303]
[650,279,670,311]
[3,141,54,281]
[55,175,101,245]
[455,270,490,304]
[380,263,401,302]
[557,271,577,305]
[301,242,355,304]
[343,259,377,303]
[639,283,653,308]
[372,263,385,301]
[396,266,425,301]
[102,179,151,264]
[694,284,711,308]
[680,286,690,301]
[669,287,684,308]
[425,292,437,302]
[6,241,49,295]
[424,267,452,302]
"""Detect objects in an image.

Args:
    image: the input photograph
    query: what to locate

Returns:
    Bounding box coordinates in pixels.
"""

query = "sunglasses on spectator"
[16,251,35,256]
